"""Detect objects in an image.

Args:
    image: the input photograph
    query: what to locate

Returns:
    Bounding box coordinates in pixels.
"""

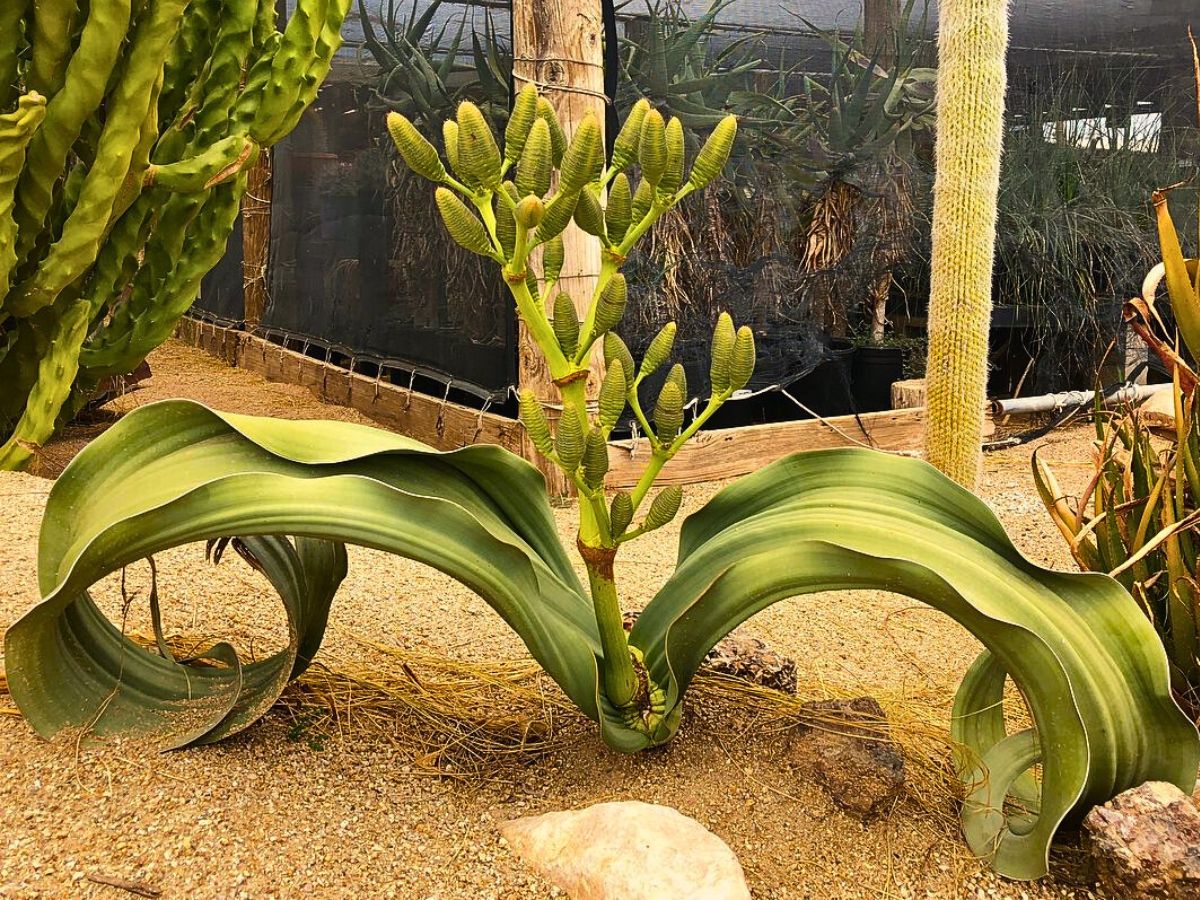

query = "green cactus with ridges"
[542,234,564,284]
[10,0,189,318]
[537,190,577,244]
[573,188,606,239]
[13,0,132,269]
[638,108,667,187]
[609,491,634,537]
[593,273,627,336]
[386,112,446,183]
[536,97,567,166]
[654,379,684,444]
[657,116,685,203]
[665,362,688,404]
[0,2,31,110]
[730,326,756,392]
[598,358,627,432]
[631,177,654,230]
[505,83,539,164]
[582,429,609,489]
[559,115,603,194]
[643,485,683,532]
[0,0,351,468]
[0,95,47,302]
[0,300,89,470]
[495,182,518,257]
[553,292,580,357]
[555,407,585,471]
[442,120,460,174]
[456,100,502,190]
[603,332,636,389]
[518,389,554,458]
[146,135,257,193]
[639,322,676,380]
[688,115,737,192]
[26,0,77,98]
[610,99,649,174]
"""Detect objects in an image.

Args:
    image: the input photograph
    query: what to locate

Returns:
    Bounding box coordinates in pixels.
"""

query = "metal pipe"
[991,382,1172,417]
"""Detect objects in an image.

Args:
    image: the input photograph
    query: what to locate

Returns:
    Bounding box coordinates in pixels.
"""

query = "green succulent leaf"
[4,401,603,749]
[630,449,1200,878]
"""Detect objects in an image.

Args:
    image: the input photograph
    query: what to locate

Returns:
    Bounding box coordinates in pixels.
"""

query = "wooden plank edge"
[604,406,995,490]
[176,318,1000,491]
[175,319,523,454]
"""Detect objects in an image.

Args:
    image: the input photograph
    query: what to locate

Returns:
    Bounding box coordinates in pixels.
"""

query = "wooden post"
[513,0,606,497]
[242,150,272,327]
[865,0,901,341]
[864,0,900,68]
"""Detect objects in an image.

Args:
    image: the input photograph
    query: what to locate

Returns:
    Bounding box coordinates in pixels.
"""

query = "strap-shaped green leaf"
[5,400,601,749]
[631,448,1199,879]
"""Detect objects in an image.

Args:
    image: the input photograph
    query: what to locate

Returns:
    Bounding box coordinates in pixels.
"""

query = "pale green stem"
[629,391,729,513]
[512,220,529,273]
[572,256,621,365]
[471,192,505,259]
[505,278,568,378]
[584,554,639,709]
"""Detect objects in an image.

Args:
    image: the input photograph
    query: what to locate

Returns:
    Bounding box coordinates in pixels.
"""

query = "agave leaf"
[357,0,398,68]
[4,400,605,750]
[632,449,1198,879]
[1153,189,1200,360]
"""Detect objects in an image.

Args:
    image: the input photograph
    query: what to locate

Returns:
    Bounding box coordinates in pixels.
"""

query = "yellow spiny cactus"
[922,0,1009,488]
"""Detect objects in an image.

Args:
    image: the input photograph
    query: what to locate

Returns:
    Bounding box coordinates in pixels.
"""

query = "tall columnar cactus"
[0,0,352,471]
[922,0,1009,487]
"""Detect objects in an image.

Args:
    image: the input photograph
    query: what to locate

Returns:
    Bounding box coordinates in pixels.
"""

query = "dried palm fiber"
[923,0,1008,487]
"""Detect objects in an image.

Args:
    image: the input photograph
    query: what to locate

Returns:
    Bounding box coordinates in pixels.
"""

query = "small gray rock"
[623,611,797,694]
[789,696,906,821]
[1084,780,1200,898]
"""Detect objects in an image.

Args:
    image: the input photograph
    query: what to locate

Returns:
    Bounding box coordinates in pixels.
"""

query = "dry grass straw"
[281,633,1012,821]
[0,632,1035,821]
[0,668,16,718]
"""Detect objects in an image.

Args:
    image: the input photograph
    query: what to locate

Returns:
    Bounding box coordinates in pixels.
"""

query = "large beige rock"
[499,801,750,899]
[1084,781,1200,898]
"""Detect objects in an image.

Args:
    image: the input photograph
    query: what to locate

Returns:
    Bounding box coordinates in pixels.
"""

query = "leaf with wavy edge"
[4,399,608,749]
[630,449,1199,878]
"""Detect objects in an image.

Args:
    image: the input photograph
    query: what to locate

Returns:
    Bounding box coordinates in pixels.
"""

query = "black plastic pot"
[851,345,905,413]
[788,338,857,418]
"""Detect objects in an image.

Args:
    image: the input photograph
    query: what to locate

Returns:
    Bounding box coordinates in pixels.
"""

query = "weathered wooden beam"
[176,319,957,488]
[604,406,991,489]
[175,316,242,366]
[237,334,526,453]
[175,320,524,453]
[242,150,272,326]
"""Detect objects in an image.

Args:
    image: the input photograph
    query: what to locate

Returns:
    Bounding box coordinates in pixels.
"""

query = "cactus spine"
[922,0,1009,488]
[0,0,352,470]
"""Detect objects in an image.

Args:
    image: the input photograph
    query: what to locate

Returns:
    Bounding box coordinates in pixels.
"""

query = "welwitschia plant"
[6,89,1198,882]
[0,0,352,470]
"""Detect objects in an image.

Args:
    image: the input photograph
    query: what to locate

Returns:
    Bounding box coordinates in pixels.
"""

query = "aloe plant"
[6,88,1198,882]
[358,0,511,133]
[619,0,762,131]
[1035,181,1200,711]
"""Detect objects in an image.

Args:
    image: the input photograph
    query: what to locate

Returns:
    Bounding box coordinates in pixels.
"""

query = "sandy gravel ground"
[0,341,1113,898]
